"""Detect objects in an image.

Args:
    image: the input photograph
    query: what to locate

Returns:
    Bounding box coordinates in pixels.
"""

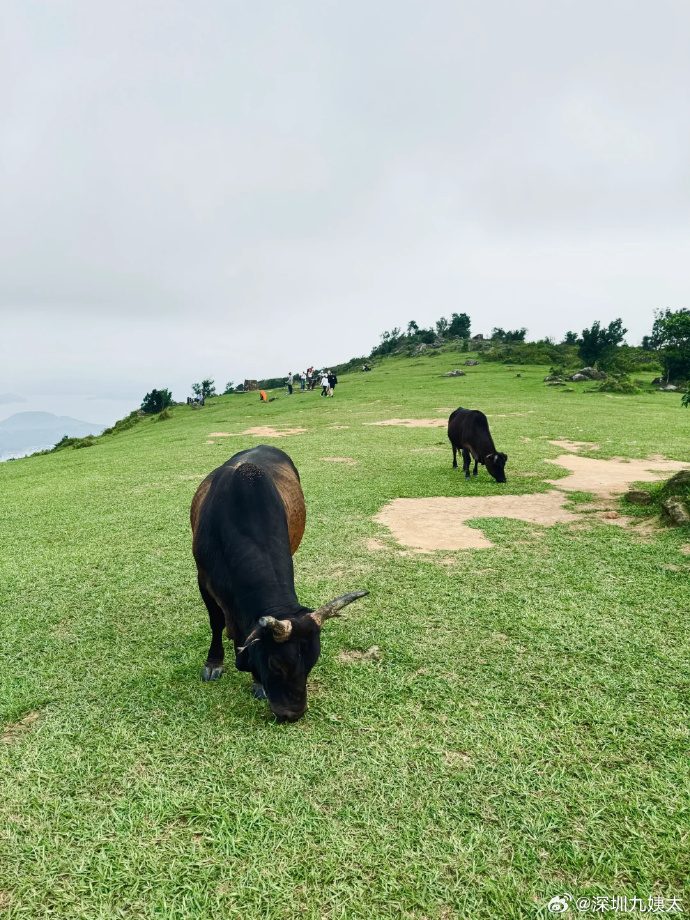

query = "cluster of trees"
[371,313,471,358]
[140,388,173,414]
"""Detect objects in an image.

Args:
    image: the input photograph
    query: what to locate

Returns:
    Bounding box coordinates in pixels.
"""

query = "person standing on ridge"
[300,371,306,391]
[320,372,329,397]
[327,370,338,397]
[286,372,293,395]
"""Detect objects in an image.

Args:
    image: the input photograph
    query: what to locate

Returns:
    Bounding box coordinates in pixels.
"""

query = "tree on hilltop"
[192,379,216,398]
[141,388,173,414]
[649,309,690,383]
[447,312,471,338]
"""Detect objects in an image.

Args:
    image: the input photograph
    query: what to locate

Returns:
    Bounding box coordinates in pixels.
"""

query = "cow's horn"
[258,616,293,642]
[309,591,369,627]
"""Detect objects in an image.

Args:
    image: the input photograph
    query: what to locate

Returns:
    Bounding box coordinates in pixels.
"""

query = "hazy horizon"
[2,0,688,426]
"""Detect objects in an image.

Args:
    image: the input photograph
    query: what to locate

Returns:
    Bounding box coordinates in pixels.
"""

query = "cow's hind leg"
[452,443,458,469]
[199,582,225,682]
[473,458,479,477]
[462,449,471,480]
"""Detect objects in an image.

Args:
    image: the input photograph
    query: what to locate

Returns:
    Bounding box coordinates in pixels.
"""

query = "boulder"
[578,367,607,380]
[659,384,678,392]
[662,497,690,527]
[412,344,429,355]
[547,382,566,387]
[442,370,466,377]
[664,470,690,490]
[543,375,562,382]
[625,490,652,506]
[571,373,588,382]
[465,359,479,366]
[516,373,521,378]
[564,387,574,392]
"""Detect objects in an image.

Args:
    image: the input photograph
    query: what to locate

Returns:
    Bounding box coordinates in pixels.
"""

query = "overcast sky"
[2,0,689,424]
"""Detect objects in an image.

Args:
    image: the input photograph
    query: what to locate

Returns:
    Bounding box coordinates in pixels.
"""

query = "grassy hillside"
[1,353,689,919]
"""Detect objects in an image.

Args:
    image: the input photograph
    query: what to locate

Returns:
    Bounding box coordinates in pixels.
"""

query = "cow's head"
[237,591,368,722]
[485,452,508,483]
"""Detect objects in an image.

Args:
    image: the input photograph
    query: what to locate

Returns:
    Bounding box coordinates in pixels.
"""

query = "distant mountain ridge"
[0,412,105,461]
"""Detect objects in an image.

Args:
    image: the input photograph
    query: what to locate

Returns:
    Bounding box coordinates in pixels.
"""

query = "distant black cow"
[447,408,508,483]
[191,445,367,722]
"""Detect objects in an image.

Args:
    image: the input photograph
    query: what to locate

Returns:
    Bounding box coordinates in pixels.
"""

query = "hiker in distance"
[300,371,306,391]
[320,372,329,397]
[328,370,338,397]
[286,372,293,395]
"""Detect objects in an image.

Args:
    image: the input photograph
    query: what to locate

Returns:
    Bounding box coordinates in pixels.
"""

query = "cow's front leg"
[462,448,471,480]
[199,583,225,681]
[473,458,479,477]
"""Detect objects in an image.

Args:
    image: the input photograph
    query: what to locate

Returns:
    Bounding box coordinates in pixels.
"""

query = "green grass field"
[1,352,689,919]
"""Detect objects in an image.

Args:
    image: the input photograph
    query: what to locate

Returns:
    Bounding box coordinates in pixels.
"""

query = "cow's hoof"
[201,663,224,682]
[252,682,267,700]
[464,475,471,481]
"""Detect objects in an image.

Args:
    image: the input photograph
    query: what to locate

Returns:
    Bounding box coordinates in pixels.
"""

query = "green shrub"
[156,408,171,421]
[141,388,173,414]
[591,375,642,394]
[102,411,141,436]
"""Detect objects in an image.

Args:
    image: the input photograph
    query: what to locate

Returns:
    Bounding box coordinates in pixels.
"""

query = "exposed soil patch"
[2,711,40,745]
[544,455,687,498]
[365,537,388,551]
[329,425,350,429]
[322,457,357,465]
[208,427,309,439]
[365,418,447,428]
[436,408,455,413]
[375,492,578,550]
[374,453,689,551]
[548,439,600,452]
[338,646,382,664]
[680,545,690,555]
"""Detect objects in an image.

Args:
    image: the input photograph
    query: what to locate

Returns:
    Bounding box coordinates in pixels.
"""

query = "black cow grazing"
[447,408,508,483]
[190,445,368,722]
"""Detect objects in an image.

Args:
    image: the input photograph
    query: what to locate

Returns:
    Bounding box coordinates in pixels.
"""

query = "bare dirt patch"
[544,455,687,498]
[364,537,388,551]
[365,418,447,428]
[338,646,382,664]
[374,453,689,551]
[436,407,455,413]
[322,457,357,465]
[2,711,40,745]
[329,425,350,429]
[208,427,309,439]
[680,545,690,555]
[548,439,600,452]
[375,492,578,550]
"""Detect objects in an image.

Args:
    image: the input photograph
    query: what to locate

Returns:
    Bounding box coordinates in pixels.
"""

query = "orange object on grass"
[260,390,267,401]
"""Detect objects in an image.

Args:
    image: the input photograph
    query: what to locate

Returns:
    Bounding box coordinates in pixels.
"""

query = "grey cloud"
[1,0,689,420]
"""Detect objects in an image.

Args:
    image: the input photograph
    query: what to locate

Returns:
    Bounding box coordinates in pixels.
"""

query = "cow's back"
[190,445,306,556]
[448,408,492,447]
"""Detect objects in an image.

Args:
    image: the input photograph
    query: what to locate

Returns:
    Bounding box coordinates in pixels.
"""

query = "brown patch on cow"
[374,492,578,551]
[364,418,447,428]
[545,454,688,499]
[329,425,350,429]
[2,711,40,745]
[270,463,306,555]
[338,646,382,664]
[549,439,600,452]
[322,457,357,465]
